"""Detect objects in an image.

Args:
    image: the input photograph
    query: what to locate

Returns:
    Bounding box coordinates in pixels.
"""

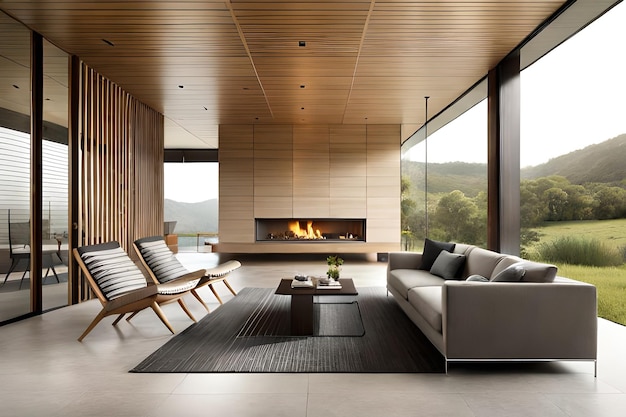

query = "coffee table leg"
[290,294,314,335]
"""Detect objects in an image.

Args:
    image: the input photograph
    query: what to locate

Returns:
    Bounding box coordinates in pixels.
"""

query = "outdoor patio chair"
[74,241,202,341]
[2,214,62,289]
[133,235,241,312]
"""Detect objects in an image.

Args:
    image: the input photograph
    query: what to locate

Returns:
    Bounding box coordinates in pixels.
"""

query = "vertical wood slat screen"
[78,63,164,257]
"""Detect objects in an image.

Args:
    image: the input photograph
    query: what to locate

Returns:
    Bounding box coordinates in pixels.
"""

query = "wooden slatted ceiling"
[0,0,566,147]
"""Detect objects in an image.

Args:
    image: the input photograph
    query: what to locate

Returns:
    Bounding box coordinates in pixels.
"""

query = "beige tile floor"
[0,252,625,417]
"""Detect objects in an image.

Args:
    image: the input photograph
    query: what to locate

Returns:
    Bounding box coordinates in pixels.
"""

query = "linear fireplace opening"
[256,219,365,242]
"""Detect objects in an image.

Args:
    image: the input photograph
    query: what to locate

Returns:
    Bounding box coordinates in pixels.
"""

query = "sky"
[164,162,219,203]
[166,2,625,202]
[408,1,626,168]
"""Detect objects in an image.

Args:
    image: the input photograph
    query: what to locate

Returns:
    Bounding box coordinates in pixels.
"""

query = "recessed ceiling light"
[101,39,115,47]
[299,41,306,47]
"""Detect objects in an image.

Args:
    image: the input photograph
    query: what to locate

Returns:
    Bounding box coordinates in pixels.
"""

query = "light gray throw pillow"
[466,274,489,282]
[491,263,526,282]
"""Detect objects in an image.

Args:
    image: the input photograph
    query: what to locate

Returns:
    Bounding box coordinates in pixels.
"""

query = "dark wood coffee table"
[275,278,358,336]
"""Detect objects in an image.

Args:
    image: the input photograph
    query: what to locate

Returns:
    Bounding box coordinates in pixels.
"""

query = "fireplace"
[256,219,365,242]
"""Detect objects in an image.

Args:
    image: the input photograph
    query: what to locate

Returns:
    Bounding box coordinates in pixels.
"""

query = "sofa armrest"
[387,251,423,281]
[388,251,422,270]
[442,280,597,360]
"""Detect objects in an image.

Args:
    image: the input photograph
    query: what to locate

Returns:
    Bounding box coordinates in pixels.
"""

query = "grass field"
[528,219,626,326]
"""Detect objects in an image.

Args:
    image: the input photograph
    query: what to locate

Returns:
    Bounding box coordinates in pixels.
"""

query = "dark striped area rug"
[131,287,445,373]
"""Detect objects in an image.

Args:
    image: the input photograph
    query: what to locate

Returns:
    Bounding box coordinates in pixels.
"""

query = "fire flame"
[288,221,322,239]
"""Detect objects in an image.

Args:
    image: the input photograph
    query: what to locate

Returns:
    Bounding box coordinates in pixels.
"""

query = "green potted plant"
[326,255,344,280]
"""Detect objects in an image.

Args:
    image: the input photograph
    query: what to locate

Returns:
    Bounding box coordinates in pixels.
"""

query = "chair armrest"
[442,280,597,360]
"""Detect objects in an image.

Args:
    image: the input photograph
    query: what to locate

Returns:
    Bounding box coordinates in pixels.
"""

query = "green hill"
[521,133,626,184]
[402,160,487,199]
[403,133,626,200]
[164,198,218,233]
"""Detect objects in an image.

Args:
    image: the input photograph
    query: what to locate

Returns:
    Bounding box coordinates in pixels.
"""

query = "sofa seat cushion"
[408,286,443,333]
[388,269,445,299]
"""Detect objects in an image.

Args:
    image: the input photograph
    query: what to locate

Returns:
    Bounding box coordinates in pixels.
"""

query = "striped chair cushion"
[136,239,189,283]
[79,246,147,300]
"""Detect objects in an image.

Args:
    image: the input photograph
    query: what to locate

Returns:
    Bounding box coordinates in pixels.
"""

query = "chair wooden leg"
[150,302,175,334]
[223,279,237,296]
[177,298,197,322]
[112,313,126,325]
[191,289,210,313]
[125,311,139,322]
[78,310,107,341]
[209,284,223,305]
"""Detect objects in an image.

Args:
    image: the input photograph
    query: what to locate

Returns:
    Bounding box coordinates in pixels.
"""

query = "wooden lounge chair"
[74,241,197,341]
[133,236,241,312]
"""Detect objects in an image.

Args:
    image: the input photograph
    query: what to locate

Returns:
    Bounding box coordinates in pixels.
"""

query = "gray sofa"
[387,240,598,374]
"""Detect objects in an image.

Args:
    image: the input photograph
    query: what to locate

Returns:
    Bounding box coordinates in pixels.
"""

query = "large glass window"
[520,2,626,325]
[164,162,219,252]
[42,39,69,311]
[401,99,488,251]
[0,12,32,321]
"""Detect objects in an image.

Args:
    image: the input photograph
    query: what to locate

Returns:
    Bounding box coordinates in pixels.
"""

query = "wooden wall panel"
[366,125,401,244]
[293,125,329,217]
[330,125,367,218]
[219,124,254,242]
[218,123,401,251]
[253,125,293,218]
[79,63,164,255]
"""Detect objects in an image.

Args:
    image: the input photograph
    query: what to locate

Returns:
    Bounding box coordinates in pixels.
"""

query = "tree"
[594,186,626,219]
[544,187,568,221]
[432,190,484,245]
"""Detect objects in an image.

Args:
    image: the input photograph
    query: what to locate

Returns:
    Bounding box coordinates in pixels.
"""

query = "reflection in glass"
[0,11,32,321]
[42,39,69,311]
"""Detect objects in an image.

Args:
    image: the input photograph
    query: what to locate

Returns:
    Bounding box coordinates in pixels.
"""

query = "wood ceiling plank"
[0,0,568,145]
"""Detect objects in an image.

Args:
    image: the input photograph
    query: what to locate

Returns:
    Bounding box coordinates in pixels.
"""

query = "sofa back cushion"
[464,247,508,279]
[491,256,558,283]
[518,261,558,282]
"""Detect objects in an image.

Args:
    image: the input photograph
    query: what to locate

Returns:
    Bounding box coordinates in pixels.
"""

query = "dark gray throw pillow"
[466,274,489,282]
[420,238,456,270]
[430,251,466,280]
[491,263,526,282]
